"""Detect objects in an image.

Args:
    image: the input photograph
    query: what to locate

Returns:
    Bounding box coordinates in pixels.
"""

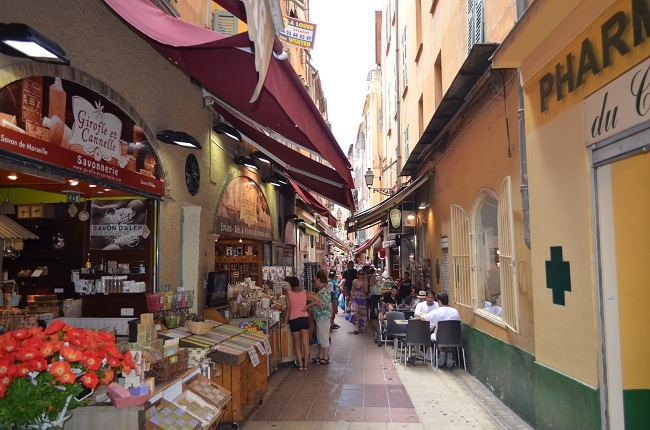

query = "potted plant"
[0,320,134,428]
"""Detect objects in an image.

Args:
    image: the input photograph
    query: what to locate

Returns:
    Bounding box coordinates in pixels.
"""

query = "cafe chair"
[403,319,432,369]
[385,311,406,362]
[434,320,466,371]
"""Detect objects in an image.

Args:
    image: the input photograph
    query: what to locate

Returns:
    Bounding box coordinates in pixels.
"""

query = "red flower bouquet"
[0,320,134,427]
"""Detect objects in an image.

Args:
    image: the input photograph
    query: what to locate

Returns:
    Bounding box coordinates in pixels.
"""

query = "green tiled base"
[624,389,650,429]
[462,324,536,425]
[534,361,600,430]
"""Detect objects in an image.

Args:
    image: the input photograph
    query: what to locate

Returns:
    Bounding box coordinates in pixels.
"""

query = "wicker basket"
[186,321,212,335]
[146,349,189,383]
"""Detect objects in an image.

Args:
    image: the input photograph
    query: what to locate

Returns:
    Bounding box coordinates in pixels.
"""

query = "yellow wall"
[428,76,535,353]
[611,153,650,389]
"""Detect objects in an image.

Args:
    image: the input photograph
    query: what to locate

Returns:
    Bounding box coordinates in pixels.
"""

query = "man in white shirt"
[414,290,439,320]
[420,292,460,368]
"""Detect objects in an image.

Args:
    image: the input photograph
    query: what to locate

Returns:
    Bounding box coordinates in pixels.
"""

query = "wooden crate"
[183,373,231,411]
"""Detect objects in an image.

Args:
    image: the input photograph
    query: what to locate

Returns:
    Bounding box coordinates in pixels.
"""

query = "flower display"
[0,321,134,427]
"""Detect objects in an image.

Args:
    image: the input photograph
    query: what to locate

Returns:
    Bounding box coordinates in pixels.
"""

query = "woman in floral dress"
[349,266,369,334]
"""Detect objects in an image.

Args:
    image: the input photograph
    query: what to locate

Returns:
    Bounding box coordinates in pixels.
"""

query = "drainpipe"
[394,0,401,182]
[205,0,211,28]
[516,0,530,249]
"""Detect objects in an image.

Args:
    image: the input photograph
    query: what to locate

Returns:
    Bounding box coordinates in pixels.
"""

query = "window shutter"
[467,0,475,54]
[497,176,519,332]
[451,205,471,306]
[214,11,238,36]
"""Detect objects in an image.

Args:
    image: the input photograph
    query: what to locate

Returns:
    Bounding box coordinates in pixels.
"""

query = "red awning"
[103,0,354,191]
[217,108,354,209]
[353,228,383,256]
[290,180,329,216]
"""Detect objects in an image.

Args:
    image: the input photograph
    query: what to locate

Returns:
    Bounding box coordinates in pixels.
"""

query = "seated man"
[379,285,400,321]
[397,272,412,303]
[402,287,420,309]
[414,290,438,318]
[419,292,460,368]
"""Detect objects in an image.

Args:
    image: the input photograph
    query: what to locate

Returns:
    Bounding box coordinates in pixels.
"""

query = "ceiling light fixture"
[69,179,79,186]
[156,130,201,149]
[89,184,97,188]
[7,174,17,180]
[418,202,430,209]
[0,189,15,215]
[213,121,242,142]
[0,23,70,64]
[262,176,281,187]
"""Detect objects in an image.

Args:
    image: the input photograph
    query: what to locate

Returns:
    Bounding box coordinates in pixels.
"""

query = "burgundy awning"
[103,0,354,190]
[353,228,383,256]
[217,108,354,209]
[290,180,329,216]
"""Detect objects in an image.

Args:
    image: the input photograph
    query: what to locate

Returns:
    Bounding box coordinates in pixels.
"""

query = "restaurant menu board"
[90,199,147,250]
[215,176,272,241]
[0,76,164,196]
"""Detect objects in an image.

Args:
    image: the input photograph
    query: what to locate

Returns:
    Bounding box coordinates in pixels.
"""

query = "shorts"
[289,316,310,332]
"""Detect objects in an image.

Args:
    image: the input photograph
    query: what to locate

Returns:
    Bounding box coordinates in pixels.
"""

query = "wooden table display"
[208,335,268,426]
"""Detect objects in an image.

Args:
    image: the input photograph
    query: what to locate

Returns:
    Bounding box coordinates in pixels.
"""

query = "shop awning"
[400,44,499,177]
[353,228,382,256]
[317,217,351,252]
[290,180,330,216]
[218,109,355,209]
[0,215,38,240]
[346,171,433,234]
[300,222,320,237]
[103,0,354,192]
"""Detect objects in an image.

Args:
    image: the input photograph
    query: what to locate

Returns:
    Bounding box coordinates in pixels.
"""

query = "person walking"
[309,269,332,364]
[282,276,321,371]
[341,260,357,310]
[349,267,369,334]
[329,271,341,331]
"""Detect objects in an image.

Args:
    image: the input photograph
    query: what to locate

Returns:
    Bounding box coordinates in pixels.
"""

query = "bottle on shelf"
[85,253,92,271]
[99,257,106,273]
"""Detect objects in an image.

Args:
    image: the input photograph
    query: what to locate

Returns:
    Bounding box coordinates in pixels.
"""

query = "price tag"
[256,342,266,356]
[262,338,272,355]
[247,347,260,367]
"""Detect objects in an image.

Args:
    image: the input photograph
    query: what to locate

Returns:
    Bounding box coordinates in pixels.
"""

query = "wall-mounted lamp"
[0,188,15,215]
[251,151,271,164]
[262,176,281,187]
[156,130,201,149]
[213,121,242,142]
[0,23,69,64]
[234,155,259,170]
[407,212,415,221]
[364,168,394,196]
[418,202,430,210]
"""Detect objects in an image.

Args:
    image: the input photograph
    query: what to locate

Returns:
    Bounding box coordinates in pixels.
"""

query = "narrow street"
[242,314,533,429]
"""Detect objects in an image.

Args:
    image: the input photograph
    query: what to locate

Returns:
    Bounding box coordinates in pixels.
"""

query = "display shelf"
[215,240,262,286]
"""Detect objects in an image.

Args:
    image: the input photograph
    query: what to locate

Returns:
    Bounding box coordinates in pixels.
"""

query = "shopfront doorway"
[594,138,650,429]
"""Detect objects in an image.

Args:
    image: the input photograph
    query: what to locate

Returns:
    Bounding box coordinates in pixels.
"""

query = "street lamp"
[364,168,395,196]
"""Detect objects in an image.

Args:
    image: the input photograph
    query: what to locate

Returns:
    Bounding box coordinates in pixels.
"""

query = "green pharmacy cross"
[545,246,571,305]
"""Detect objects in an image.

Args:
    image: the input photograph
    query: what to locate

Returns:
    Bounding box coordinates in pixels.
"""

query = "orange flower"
[0,373,13,386]
[80,371,98,389]
[10,329,29,341]
[0,357,15,376]
[16,347,39,362]
[49,360,71,377]
[14,363,30,378]
[123,351,134,367]
[29,357,48,372]
[1,336,19,354]
[60,346,82,362]
[0,383,7,398]
[99,369,114,385]
[106,357,121,368]
[121,364,132,375]
[39,341,56,358]
[21,337,43,351]
[82,351,101,371]
[44,319,65,336]
[105,347,123,360]
[97,331,115,342]
[56,371,76,385]
[27,326,44,339]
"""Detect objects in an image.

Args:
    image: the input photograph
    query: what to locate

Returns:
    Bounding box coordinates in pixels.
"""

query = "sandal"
[301,366,309,371]
[311,357,321,364]
[317,358,329,365]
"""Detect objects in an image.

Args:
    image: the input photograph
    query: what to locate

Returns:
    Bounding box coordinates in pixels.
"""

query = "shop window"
[451,177,519,331]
